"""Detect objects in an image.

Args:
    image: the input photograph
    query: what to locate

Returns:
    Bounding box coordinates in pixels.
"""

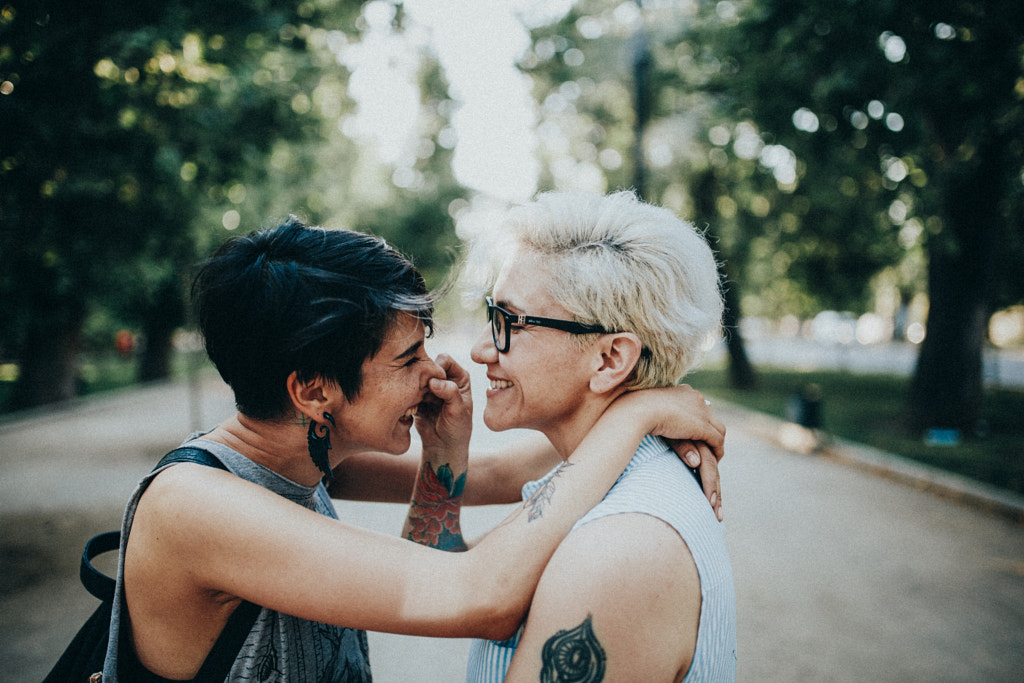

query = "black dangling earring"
[307,411,336,483]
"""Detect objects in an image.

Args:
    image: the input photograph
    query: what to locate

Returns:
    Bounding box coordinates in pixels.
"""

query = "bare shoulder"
[128,462,321,592]
[504,513,701,683]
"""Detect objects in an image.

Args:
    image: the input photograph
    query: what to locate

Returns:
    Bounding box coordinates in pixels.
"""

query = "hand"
[664,439,724,521]
[613,385,726,520]
[615,385,725,455]
[415,353,473,465]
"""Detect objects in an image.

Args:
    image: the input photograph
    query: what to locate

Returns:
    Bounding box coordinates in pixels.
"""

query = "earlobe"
[589,333,643,394]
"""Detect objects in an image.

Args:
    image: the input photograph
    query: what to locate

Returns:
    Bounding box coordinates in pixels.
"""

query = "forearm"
[328,451,419,503]
[402,458,468,552]
[328,436,560,506]
[463,433,561,506]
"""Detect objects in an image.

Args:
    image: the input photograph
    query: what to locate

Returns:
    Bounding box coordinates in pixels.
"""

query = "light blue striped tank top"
[466,435,737,682]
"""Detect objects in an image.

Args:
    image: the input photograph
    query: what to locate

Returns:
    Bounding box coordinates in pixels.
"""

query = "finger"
[434,353,471,390]
[665,438,700,469]
[696,441,723,522]
[427,376,459,402]
[682,386,727,447]
[700,402,727,462]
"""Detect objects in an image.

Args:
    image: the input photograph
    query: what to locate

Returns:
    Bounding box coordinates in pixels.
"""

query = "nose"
[470,325,497,366]
[424,356,445,384]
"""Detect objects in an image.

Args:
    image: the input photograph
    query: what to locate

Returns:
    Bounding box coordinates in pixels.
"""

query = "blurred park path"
[1,331,1022,681]
[710,334,1024,389]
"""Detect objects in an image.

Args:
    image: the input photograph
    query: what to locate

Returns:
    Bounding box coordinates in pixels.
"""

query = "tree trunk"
[631,26,651,201]
[138,325,175,382]
[10,299,86,410]
[906,139,1000,434]
[722,274,757,390]
[137,278,186,382]
[692,169,757,389]
[907,251,988,433]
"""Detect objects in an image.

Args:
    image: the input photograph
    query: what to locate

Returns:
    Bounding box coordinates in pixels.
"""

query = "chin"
[379,432,412,455]
[482,411,516,433]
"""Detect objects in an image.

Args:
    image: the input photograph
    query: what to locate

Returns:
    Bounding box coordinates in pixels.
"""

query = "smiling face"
[470,250,599,452]
[332,314,442,456]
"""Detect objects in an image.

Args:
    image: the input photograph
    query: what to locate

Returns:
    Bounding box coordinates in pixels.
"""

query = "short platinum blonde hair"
[462,190,723,388]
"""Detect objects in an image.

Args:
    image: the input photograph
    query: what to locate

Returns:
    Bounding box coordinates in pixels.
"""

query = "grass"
[687,365,1024,496]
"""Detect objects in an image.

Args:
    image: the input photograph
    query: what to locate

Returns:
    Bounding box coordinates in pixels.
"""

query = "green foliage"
[520,0,1022,427]
[698,0,1024,307]
[0,1,351,402]
[1,0,466,407]
[519,0,1023,319]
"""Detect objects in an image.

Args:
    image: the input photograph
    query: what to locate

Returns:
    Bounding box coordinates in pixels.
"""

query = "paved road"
[2,337,1023,681]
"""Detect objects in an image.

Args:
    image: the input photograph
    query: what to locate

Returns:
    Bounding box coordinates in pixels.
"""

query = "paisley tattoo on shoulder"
[540,614,606,682]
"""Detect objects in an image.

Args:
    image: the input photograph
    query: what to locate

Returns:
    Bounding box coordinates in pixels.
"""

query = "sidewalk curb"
[715,400,1024,525]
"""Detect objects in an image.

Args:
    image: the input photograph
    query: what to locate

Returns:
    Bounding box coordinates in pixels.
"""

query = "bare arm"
[129,385,723,645]
[328,433,559,506]
[503,514,700,683]
[331,390,722,517]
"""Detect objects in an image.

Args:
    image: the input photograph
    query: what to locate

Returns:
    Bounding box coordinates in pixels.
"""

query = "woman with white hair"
[464,191,737,682]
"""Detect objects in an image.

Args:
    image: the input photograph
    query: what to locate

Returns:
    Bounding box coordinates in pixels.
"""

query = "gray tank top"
[102,438,373,682]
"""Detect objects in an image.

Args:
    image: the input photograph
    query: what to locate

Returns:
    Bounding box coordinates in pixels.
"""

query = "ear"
[285,371,330,421]
[589,333,643,395]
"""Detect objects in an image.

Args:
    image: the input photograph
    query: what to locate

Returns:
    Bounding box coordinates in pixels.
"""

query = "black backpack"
[43,447,261,682]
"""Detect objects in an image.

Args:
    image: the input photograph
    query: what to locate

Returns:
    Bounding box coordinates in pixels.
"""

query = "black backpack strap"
[194,600,263,680]
[155,445,229,472]
[80,531,121,602]
[151,446,262,679]
[78,447,229,603]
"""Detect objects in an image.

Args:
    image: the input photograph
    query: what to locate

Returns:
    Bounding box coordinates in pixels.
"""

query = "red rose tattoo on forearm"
[405,462,468,552]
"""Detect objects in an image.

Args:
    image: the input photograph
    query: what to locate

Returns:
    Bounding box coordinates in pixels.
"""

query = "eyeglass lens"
[490,304,507,351]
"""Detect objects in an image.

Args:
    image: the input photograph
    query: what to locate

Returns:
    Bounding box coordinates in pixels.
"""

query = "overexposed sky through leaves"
[342,0,577,201]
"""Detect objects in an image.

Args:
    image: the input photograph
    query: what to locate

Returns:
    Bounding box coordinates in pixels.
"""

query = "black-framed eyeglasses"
[486,296,609,353]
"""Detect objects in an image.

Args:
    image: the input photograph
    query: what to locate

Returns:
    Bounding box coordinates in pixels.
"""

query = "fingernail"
[685,451,700,467]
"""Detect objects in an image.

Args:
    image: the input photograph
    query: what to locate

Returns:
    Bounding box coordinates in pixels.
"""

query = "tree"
[518,0,1024,430]
[699,0,1024,432]
[0,1,361,408]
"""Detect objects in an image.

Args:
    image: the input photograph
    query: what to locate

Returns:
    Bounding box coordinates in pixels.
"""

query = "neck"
[544,389,627,461]
[205,413,326,487]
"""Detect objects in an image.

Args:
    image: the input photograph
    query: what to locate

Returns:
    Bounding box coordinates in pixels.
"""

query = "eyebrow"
[393,340,423,362]
[494,297,520,313]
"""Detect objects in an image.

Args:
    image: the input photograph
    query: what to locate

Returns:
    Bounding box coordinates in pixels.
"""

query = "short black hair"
[193,216,434,419]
